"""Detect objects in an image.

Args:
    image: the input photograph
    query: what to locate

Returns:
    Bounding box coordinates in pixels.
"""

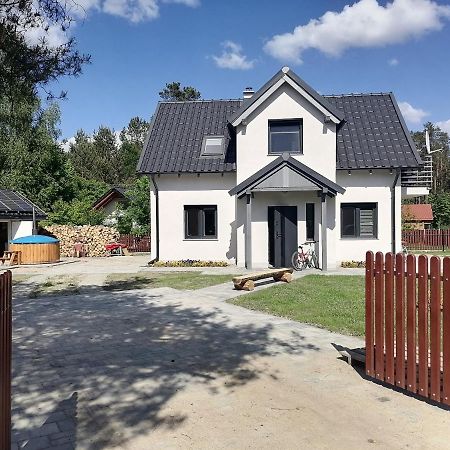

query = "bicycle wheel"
[291,251,304,271]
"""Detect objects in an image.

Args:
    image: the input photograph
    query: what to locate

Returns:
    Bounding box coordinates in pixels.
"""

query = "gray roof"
[137,80,422,175]
[0,190,46,220]
[325,92,422,169]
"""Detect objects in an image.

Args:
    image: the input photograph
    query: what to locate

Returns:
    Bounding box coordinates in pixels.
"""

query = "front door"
[268,206,298,268]
[0,222,8,256]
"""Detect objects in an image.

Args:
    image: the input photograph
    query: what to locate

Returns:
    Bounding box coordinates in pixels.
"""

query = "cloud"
[436,119,450,134]
[213,41,255,70]
[388,58,399,66]
[25,24,68,47]
[163,0,200,6]
[398,101,429,125]
[103,0,159,22]
[264,0,450,63]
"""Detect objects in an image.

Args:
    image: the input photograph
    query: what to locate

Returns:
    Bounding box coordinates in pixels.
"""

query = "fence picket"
[375,252,385,381]
[365,251,375,377]
[406,254,417,393]
[385,253,394,385]
[429,256,441,402]
[395,252,405,389]
[443,258,450,406]
[402,229,450,251]
[417,255,429,397]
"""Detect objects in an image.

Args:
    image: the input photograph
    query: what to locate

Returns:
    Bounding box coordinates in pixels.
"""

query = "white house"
[0,190,47,255]
[138,67,429,270]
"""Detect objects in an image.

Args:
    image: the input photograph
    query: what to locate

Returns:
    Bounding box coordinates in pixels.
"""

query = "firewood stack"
[42,225,120,257]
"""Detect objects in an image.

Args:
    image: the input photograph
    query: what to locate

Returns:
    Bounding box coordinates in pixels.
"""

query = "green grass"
[29,275,80,298]
[103,272,239,291]
[229,275,365,336]
[411,250,450,257]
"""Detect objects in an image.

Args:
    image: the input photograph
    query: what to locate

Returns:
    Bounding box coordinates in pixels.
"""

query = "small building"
[92,187,127,218]
[0,190,46,255]
[402,204,433,230]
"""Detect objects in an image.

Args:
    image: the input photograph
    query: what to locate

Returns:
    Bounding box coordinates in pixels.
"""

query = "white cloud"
[103,0,159,22]
[264,0,450,63]
[388,58,399,66]
[25,24,68,47]
[163,0,200,6]
[213,41,255,70]
[436,119,450,134]
[398,101,429,125]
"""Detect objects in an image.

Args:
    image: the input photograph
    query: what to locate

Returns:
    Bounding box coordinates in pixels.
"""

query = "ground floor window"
[341,203,377,238]
[306,203,315,241]
[184,205,217,239]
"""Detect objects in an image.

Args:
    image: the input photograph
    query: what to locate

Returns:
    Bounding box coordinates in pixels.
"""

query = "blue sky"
[45,0,450,140]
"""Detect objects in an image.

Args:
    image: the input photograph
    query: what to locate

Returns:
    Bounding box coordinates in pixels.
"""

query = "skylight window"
[201,136,225,156]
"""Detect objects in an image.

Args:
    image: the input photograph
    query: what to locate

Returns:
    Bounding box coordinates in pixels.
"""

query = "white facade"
[147,69,414,269]
[0,219,33,254]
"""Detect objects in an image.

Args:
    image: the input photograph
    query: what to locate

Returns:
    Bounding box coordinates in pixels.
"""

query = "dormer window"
[268,119,303,154]
[201,136,225,156]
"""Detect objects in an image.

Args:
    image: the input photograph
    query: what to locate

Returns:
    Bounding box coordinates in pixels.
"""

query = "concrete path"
[11,272,450,449]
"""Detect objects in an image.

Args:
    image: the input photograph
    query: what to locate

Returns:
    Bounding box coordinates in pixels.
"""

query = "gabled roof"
[137,69,422,174]
[229,66,344,126]
[137,100,240,175]
[0,190,46,220]
[229,154,345,198]
[402,204,433,222]
[92,187,127,210]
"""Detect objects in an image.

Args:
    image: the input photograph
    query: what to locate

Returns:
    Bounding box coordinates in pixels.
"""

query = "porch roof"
[228,153,345,198]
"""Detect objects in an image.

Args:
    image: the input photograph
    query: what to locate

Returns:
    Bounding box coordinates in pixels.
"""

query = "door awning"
[228,153,345,198]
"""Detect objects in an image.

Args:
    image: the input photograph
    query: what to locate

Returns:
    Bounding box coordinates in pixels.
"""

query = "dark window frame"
[340,203,378,239]
[268,119,303,155]
[306,203,315,241]
[184,205,218,239]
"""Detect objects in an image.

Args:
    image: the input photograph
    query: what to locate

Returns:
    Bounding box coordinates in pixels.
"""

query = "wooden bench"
[0,251,21,266]
[233,268,293,291]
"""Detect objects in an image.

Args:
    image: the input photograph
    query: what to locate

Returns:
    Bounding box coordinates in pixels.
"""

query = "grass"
[12,274,34,285]
[103,271,238,291]
[29,275,80,298]
[229,275,365,336]
[411,250,450,257]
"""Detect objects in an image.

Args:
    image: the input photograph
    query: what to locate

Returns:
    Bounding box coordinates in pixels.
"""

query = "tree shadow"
[12,283,319,449]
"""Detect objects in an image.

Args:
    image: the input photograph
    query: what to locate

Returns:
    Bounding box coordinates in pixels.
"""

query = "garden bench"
[0,250,21,266]
[232,268,293,291]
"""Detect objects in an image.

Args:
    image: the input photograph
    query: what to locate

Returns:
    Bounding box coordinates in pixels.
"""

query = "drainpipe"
[150,175,160,262]
[391,169,401,254]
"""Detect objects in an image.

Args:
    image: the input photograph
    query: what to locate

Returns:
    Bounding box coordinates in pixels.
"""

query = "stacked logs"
[42,225,120,257]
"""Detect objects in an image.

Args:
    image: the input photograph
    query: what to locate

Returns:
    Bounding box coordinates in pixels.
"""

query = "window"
[184,205,217,239]
[341,203,377,238]
[268,119,302,154]
[306,203,315,241]
[201,136,225,156]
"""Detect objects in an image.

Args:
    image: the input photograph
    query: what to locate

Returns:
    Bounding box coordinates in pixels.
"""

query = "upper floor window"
[201,136,225,156]
[268,119,303,154]
[341,203,377,239]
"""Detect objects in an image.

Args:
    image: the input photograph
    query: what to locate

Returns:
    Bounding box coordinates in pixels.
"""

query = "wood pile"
[42,225,120,257]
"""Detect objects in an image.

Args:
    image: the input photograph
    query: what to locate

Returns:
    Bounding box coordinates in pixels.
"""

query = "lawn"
[29,275,80,298]
[229,275,365,336]
[411,250,450,257]
[103,271,238,291]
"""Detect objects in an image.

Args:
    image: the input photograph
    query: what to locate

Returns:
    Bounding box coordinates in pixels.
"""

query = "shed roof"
[402,204,433,222]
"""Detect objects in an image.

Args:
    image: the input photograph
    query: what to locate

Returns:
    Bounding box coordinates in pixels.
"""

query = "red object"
[365,251,450,406]
[105,243,127,252]
[402,204,433,222]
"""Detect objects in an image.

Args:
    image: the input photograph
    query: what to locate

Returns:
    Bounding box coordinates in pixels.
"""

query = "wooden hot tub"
[10,235,60,264]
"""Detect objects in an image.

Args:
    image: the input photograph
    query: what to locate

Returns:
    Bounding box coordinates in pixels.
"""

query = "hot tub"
[10,235,60,264]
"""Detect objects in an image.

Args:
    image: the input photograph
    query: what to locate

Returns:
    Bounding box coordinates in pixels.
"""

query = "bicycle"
[291,241,319,271]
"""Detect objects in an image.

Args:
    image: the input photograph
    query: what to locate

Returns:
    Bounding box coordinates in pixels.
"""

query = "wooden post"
[429,256,441,402]
[406,254,417,393]
[245,192,252,270]
[321,191,327,272]
[365,251,375,377]
[375,252,384,381]
[385,253,394,385]
[395,252,405,389]
[417,255,429,397]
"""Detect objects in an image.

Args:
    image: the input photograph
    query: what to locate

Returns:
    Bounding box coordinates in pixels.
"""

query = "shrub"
[149,260,229,267]
[341,260,366,268]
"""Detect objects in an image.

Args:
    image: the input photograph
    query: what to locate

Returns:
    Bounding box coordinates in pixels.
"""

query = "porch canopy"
[228,153,345,270]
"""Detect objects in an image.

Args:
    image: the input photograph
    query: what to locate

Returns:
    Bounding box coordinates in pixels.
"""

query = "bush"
[341,260,366,268]
[149,260,229,267]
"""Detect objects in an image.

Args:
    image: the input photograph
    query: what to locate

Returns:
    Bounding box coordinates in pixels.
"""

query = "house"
[402,204,433,230]
[0,189,46,255]
[137,67,429,270]
[92,187,127,217]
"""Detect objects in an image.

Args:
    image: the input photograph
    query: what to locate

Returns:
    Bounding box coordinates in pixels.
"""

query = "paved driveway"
[11,276,450,449]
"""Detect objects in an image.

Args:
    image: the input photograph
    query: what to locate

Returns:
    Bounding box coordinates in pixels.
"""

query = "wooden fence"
[0,270,12,449]
[118,235,150,253]
[365,251,450,405]
[402,229,450,251]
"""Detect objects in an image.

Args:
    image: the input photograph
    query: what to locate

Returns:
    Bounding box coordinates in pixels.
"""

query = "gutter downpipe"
[391,169,401,254]
[150,175,160,262]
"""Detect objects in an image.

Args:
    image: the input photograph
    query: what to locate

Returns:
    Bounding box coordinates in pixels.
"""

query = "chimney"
[243,87,254,100]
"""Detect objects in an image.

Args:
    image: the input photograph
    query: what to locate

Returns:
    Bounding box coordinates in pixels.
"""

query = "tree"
[0,0,90,101]
[411,122,450,194]
[429,192,450,229]
[159,82,201,101]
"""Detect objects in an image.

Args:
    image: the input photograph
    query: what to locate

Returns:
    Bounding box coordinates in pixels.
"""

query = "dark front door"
[268,206,298,268]
[0,223,8,256]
